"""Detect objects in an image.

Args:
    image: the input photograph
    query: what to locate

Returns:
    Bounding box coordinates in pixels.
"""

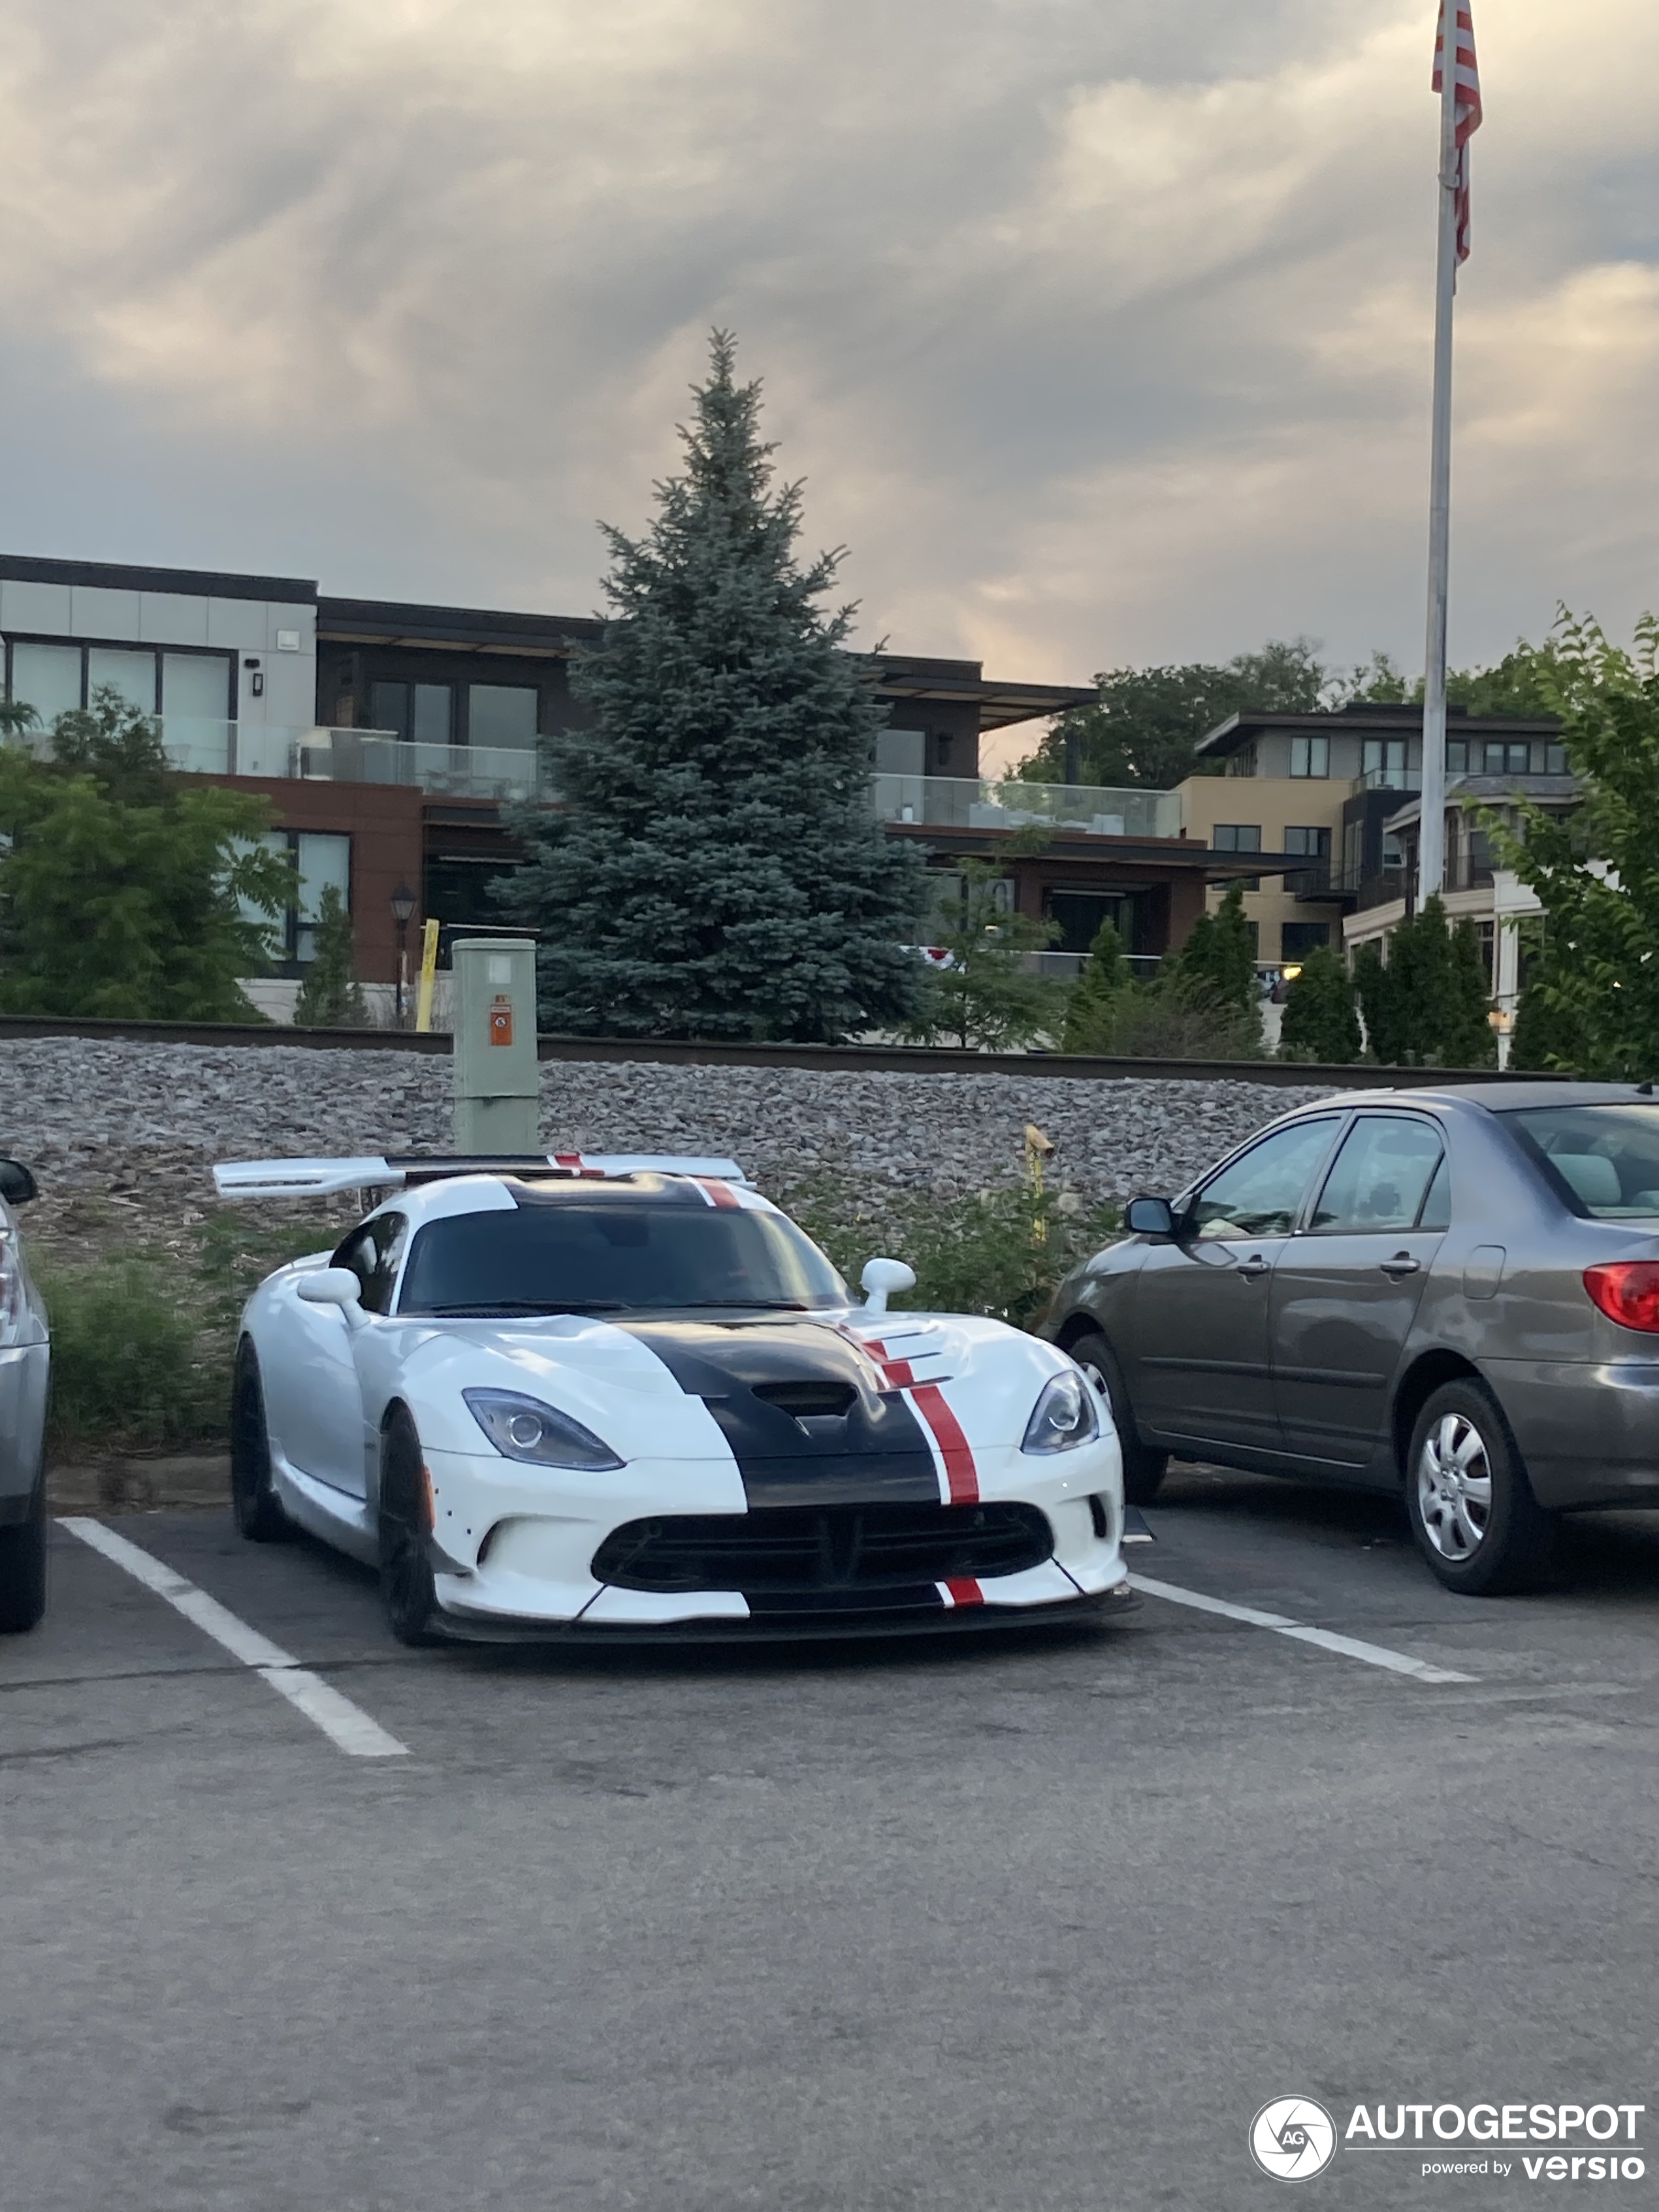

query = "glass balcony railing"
[296,729,545,801]
[874,774,1182,840]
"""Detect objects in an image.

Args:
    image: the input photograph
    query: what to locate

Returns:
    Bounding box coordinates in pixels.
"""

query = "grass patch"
[37,1257,225,1457]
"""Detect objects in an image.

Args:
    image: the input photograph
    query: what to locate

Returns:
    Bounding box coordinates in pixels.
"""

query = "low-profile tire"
[1068,1328,1168,1505]
[0,1479,47,1634]
[230,1341,291,1543]
[1405,1378,1556,1595]
[378,1407,440,1648]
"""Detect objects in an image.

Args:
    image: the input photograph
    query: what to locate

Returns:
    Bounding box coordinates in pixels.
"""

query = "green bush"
[37,1258,224,1455]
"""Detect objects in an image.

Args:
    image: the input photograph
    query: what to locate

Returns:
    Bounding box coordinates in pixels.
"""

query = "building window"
[1546,741,1568,774]
[1281,922,1331,961]
[244,830,352,964]
[370,681,455,746]
[1447,738,1468,773]
[468,684,539,750]
[1283,826,1331,859]
[1362,737,1411,785]
[1213,822,1261,893]
[1289,735,1329,778]
[3,637,232,728]
[1476,920,1495,986]
[1481,739,1534,776]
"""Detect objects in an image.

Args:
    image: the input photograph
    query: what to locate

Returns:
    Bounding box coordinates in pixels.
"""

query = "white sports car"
[216,1153,1129,1645]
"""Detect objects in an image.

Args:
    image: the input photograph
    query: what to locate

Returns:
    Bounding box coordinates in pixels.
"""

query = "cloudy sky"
[3,0,1657,761]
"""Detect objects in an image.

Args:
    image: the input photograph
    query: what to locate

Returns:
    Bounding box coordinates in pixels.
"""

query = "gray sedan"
[0,1156,48,1632]
[1042,1082,1659,1594]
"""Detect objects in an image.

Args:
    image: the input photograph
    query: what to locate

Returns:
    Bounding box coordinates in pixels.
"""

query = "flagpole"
[1417,2,1462,906]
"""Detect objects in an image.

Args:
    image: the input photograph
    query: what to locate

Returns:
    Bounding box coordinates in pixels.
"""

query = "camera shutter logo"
[1249,2097,1337,2182]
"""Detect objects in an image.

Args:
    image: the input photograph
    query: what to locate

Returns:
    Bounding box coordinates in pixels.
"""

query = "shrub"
[1279,946,1361,1063]
[38,1258,223,1455]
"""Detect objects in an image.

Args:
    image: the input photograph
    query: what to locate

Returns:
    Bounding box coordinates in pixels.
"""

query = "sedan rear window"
[396,1204,851,1315]
[1502,1104,1659,1219]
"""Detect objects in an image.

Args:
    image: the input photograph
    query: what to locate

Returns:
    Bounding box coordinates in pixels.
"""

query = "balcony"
[874,774,1182,841]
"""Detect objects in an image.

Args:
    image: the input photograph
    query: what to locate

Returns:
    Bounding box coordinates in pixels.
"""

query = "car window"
[1188,1119,1339,1242]
[1503,1104,1659,1219]
[1306,1117,1445,1236]
[396,1204,850,1314]
[332,1212,408,1316]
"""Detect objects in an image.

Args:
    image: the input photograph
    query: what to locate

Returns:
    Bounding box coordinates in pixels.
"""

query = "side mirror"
[1125,1195,1179,1241]
[0,1159,37,1206]
[297,1267,366,1322]
[861,1257,917,1315]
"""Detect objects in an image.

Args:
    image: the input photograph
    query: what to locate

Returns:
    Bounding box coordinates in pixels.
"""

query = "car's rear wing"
[212,1153,751,1200]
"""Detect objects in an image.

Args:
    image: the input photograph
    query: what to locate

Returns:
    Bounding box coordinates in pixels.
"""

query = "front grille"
[592,1501,1053,1595]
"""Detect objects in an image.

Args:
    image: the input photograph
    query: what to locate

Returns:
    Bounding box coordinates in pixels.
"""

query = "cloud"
[2,0,1658,747]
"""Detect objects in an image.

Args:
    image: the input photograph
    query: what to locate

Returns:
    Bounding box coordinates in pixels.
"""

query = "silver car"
[1042,1083,1659,1594]
[0,1157,48,1632]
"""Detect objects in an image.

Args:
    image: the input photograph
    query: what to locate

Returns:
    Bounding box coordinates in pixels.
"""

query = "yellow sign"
[413,918,440,1034]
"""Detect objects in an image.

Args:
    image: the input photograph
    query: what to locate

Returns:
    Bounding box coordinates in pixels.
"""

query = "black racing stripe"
[619,1318,941,1507]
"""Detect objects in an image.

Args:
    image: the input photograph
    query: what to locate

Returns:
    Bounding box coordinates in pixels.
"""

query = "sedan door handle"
[1379,1254,1421,1278]
[1235,1255,1271,1279]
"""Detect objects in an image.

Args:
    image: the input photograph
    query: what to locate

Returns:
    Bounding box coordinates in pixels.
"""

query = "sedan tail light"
[1583,1261,1659,1332]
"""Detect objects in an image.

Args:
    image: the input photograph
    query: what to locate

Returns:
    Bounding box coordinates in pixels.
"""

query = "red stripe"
[696,1178,740,1209]
[944,1577,984,1607]
[553,1152,582,1168]
[909,1383,978,1505]
[881,1358,916,1387]
[862,1336,888,1361]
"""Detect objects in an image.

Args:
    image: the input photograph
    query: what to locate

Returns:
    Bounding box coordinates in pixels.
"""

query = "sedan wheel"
[1068,1329,1167,1505]
[1405,1379,1555,1595]
[0,1480,47,1635]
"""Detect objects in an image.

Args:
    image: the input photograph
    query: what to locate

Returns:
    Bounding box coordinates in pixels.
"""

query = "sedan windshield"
[396,1204,851,1315]
[1502,1104,1659,1218]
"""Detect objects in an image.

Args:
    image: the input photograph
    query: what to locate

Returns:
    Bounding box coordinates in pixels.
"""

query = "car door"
[1129,1116,1343,1457]
[1269,1114,1449,1473]
[265,1215,406,1498]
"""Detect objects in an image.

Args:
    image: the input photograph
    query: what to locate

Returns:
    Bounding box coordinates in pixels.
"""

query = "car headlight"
[1021,1368,1100,1454]
[463,1388,625,1469]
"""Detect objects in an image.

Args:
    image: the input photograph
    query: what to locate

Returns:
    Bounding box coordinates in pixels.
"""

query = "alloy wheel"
[1415,1412,1493,1563]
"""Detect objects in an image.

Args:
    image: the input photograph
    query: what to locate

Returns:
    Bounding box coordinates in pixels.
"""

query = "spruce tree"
[1278,945,1361,1063]
[1176,884,1259,1020]
[1352,899,1495,1067]
[1062,919,1132,1053]
[293,884,368,1028]
[500,332,930,1042]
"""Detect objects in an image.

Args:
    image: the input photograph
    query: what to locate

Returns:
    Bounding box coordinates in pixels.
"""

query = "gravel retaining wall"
[1,1038,1334,1210]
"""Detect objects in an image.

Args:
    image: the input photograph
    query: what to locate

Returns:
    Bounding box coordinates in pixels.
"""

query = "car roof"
[1281,1081,1655,1117]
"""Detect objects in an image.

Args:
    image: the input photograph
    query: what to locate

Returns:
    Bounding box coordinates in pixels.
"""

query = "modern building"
[0,553,1274,1007]
[1186,701,1570,975]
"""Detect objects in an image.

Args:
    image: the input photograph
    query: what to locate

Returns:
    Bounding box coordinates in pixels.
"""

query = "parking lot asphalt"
[5,1469,1659,2211]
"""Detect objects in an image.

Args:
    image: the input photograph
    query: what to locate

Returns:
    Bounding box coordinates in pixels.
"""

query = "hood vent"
[751,1379,858,1420]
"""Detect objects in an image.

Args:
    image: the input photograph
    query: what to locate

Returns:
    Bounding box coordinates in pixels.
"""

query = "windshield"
[396,1203,852,1315]
[1502,1104,1659,1219]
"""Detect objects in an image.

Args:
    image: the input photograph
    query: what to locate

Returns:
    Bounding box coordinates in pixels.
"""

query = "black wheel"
[378,1407,440,1647]
[1069,1328,1168,1505]
[0,1479,47,1634]
[1405,1379,1556,1595]
[230,1341,291,1543]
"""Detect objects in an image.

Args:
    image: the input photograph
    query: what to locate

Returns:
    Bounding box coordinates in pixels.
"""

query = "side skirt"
[272,1452,379,1564]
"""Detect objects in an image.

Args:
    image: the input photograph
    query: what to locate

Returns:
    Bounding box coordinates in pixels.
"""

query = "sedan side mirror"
[861,1257,917,1315]
[0,1159,37,1206]
[297,1266,366,1324]
[1125,1195,1180,1240]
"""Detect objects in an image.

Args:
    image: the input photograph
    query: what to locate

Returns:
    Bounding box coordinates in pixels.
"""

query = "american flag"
[1432,1,1483,263]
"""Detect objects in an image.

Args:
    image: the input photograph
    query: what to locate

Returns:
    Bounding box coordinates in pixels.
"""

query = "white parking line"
[61,1518,410,1757]
[1129,1573,1477,1684]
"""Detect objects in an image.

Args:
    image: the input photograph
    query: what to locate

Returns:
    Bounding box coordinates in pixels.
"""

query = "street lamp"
[391,883,416,1026]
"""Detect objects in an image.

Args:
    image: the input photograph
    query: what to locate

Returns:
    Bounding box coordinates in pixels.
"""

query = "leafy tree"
[1061,919,1133,1052]
[499,330,930,1042]
[293,884,369,1027]
[906,860,1063,1050]
[1278,945,1361,1063]
[1492,613,1659,1077]
[0,688,289,1020]
[1020,639,1329,791]
[1352,897,1495,1067]
[1174,884,1260,1025]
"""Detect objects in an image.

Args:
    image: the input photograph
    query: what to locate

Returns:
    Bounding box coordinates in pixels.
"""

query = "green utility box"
[451,936,539,1152]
